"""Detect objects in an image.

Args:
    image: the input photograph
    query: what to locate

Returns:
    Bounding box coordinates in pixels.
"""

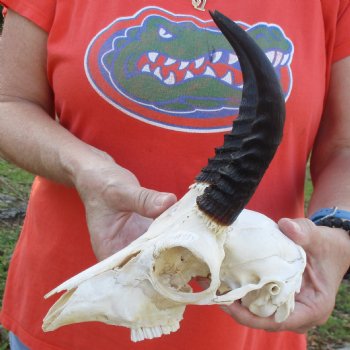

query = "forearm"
[0,97,112,187]
[307,56,350,278]
[0,9,112,187]
[308,149,350,214]
[308,57,350,215]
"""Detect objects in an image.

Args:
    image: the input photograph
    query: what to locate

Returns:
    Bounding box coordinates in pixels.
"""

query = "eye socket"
[159,27,173,39]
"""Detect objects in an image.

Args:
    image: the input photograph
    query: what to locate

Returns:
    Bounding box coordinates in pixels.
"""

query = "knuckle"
[135,188,153,214]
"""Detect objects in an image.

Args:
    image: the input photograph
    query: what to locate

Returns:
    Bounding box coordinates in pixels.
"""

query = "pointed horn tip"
[209,9,222,18]
[209,10,233,27]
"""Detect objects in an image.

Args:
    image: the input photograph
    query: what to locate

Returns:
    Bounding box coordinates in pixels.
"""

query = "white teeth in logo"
[164,72,176,85]
[184,71,194,80]
[266,50,289,67]
[281,53,290,65]
[212,51,222,63]
[228,53,238,65]
[195,57,205,68]
[141,49,287,86]
[266,51,275,64]
[165,58,176,66]
[148,52,159,63]
[273,51,283,67]
[221,72,233,85]
[142,64,151,73]
[179,61,190,70]
[154,67,162,80]
[204,66,216,77]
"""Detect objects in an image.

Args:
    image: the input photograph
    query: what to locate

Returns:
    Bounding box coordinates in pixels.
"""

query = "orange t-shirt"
[1,1,350,349]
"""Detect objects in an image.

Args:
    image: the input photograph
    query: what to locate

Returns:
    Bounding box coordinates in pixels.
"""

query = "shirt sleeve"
[333,1,350,62]
[0,0,55,32]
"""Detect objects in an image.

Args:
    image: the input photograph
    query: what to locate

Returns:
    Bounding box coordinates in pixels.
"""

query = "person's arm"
[221,57,350,333]
[308,58,350,214]
[0,10,176,260]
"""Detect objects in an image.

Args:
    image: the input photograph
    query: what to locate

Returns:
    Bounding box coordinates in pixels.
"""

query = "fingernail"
[284,218,302,234]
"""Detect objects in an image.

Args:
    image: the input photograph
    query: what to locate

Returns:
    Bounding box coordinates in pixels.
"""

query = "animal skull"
[43,11,306,342]
[43,184,306,341]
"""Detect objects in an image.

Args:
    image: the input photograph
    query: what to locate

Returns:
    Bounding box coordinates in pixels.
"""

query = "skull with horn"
[42,11,306,342]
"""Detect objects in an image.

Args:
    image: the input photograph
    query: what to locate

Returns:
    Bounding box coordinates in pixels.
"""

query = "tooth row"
[147,50,288,71]
[266,50,290,67]
[146,51,238,69]
[131,323,180,342]
[141,51,288,86]
[141,64,235,86]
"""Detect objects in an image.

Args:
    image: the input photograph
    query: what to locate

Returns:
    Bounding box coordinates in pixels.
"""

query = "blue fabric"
[9,332,30,350]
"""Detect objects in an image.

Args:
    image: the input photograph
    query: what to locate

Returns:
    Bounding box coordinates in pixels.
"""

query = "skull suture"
[43,11,306,342]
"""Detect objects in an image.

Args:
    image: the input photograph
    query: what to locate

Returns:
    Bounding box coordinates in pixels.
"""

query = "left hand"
[73,147,177,261]
[220,217,350,333]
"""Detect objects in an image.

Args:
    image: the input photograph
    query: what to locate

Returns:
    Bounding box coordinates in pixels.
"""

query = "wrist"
[59,142,115,187]
[309,207,350,233]
[64,145,142,209]
[309,207,350,279]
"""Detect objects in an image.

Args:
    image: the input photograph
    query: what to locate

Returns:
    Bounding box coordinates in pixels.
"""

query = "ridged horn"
[196,10,286,226]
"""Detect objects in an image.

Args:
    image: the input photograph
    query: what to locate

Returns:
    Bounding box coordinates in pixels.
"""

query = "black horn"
[196,10,286,226]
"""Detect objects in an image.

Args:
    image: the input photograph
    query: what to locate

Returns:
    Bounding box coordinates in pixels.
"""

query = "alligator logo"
[85,7,294,133]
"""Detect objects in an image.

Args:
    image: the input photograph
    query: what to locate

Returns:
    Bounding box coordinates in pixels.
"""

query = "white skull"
[43,184,306,341]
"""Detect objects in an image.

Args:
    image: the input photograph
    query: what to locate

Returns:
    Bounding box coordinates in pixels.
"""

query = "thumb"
[278,217,318,249]
[130,187,177,218]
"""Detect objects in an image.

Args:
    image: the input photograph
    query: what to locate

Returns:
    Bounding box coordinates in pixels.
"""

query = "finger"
[132,187,177,218]
[278,218,317,250]
[221,302,284,331]
[222,300,316,333]
[278,218,326,284]
[272,301,323,333]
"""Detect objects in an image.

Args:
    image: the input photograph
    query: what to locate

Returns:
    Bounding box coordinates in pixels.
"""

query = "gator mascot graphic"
[85,7,294,133]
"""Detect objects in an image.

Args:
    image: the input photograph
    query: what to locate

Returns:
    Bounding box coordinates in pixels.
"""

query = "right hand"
[73,147,177,260]
[220,218,350,333]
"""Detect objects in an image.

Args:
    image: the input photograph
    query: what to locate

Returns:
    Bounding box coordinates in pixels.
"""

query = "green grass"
[0,160,33,349]
[0,161,34,199]
[0,159,349,349]
[308,281,350,349]
[304,164,313,209]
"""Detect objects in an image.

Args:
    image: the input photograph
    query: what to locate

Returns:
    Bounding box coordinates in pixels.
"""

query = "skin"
[1,9,350,335]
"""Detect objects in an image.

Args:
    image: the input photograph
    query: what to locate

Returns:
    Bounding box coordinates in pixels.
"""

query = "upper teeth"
[148,52,159,63]
[195,57,205,68]
[212,51,222,63]
[266,50,290,67]
[179,61,190,70]
[165,58,176,66]
[139,49,288,86]
[228,53,238,65]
